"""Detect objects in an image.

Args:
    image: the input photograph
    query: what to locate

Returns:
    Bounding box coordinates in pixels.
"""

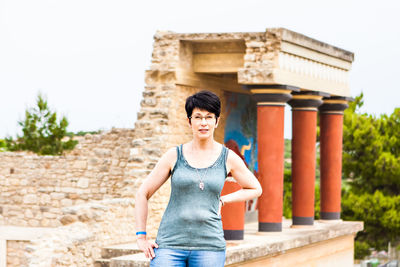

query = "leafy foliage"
[5,93,77,155]
[342,190,400,258]
[0,139,7,152]
[66,130,101,137]
[343,93,400,195]
[341,92,400,258]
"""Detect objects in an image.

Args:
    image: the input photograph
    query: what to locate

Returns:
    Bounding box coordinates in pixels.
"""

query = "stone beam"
[191,40,245,73]
[176,40,248,93]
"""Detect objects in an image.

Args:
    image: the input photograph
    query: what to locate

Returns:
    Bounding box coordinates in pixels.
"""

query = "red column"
[244,85,297,232]
[221,178,245,240]
[289,94,323,226]
[319,98,349,220]
[257,105,286,231]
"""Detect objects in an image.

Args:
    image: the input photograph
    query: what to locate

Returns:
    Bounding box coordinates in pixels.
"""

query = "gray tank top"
[155,144,228,251]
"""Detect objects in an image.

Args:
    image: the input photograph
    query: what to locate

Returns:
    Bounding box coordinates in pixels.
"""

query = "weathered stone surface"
[73,161,88,169]
[23,194,37,204]
[77,178,90,188]
[60,214,78,225]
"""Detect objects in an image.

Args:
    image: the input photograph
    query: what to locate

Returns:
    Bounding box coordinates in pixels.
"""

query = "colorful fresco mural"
[224,92,258,212]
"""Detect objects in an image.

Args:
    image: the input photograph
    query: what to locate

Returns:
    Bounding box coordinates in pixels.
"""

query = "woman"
[135,90,262,266]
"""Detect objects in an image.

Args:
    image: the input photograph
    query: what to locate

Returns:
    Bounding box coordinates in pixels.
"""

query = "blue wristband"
[136,231,146,235]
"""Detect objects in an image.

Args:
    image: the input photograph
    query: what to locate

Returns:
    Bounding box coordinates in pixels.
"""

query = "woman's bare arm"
[222,150,262,204]
[135,147,177,259]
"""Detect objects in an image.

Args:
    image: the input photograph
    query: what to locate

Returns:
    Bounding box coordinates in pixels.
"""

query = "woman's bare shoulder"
[161,146,180,169]
[163,146,178,159]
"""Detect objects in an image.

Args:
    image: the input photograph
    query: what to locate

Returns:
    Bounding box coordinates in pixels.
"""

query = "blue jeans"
[150,248,226,267]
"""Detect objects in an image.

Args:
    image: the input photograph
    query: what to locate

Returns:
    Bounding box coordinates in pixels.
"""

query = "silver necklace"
[191,143,211,191]
[195,166,207,191]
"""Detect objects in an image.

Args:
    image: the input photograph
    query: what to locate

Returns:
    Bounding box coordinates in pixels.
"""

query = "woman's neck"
[191,138,215,151]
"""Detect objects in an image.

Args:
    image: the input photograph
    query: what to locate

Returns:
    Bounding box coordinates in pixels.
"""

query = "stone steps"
[95,242,149,267]
[101,243,142,259]
[109,253,149,267]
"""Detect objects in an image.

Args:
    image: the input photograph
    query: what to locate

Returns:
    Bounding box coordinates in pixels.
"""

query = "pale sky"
[1,0,399,139]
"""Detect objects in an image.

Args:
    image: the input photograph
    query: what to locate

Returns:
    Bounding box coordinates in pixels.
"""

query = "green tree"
[341,92,400,258]
[0,139,7,152]
[342,93,400,195]
[6,93,77,155]
[342,190,400,258]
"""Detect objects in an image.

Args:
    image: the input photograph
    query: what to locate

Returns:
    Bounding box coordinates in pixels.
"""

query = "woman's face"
[188,108,219,140]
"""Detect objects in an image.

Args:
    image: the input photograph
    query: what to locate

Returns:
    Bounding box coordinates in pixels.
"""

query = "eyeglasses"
[189,115,216,123]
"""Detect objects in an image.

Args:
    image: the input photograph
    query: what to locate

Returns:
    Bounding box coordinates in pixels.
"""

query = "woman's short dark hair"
[185,90,221,121]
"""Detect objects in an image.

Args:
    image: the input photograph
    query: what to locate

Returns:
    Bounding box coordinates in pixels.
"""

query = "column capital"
[319,96,353,114]
[242,84,300,106]
[288,91,328,111]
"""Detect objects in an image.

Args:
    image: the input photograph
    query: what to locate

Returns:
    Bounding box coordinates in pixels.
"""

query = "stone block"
[77,178,90,188]
[72,161,87,169]
[94,148,112,157]
[43,212,57,219]
[60,214,78,225]
[89,158,99,165]
[132,139,146,147]
[23,194,37,204]
[61,187,76,193]
[137,111,146,120]
[24,209,34,219]
[143,148,161,157]
[140,98,157,107]
[39,194,51,205]
[246,41,265,48]
[149,109,168,119]
[128,156,144,163]
[28,219,40,226]
[50,192,66,200]
[61,198,73,207]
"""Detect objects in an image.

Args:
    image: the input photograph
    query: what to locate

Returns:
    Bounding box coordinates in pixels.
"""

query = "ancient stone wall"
[26,198,137,266]
[7,240,29,267]
[0,129,137,227]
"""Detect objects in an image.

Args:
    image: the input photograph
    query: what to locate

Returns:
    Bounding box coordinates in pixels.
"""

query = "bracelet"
[219,198,224,206]
[136,231,147,236]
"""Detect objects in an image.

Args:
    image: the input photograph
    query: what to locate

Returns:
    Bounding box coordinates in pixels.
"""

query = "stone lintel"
[156,29,354,63]
[270,28,354,62]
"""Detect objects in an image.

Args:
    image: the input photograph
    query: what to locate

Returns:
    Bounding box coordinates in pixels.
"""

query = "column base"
[320,212,340,220]
[259,222,282,232]
[292,216,314,225]
[224,230,244,240]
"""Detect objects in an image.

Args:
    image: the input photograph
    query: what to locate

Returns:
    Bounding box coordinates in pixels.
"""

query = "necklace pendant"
[199,181,204,190]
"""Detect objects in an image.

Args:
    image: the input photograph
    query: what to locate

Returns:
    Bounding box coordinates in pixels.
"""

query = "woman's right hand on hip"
[137,237,159,259]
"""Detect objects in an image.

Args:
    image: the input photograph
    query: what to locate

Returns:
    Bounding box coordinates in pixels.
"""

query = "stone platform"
[95,219,363,267]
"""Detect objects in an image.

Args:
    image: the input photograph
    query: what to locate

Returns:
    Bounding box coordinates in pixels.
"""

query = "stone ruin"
[0,28,362,266]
